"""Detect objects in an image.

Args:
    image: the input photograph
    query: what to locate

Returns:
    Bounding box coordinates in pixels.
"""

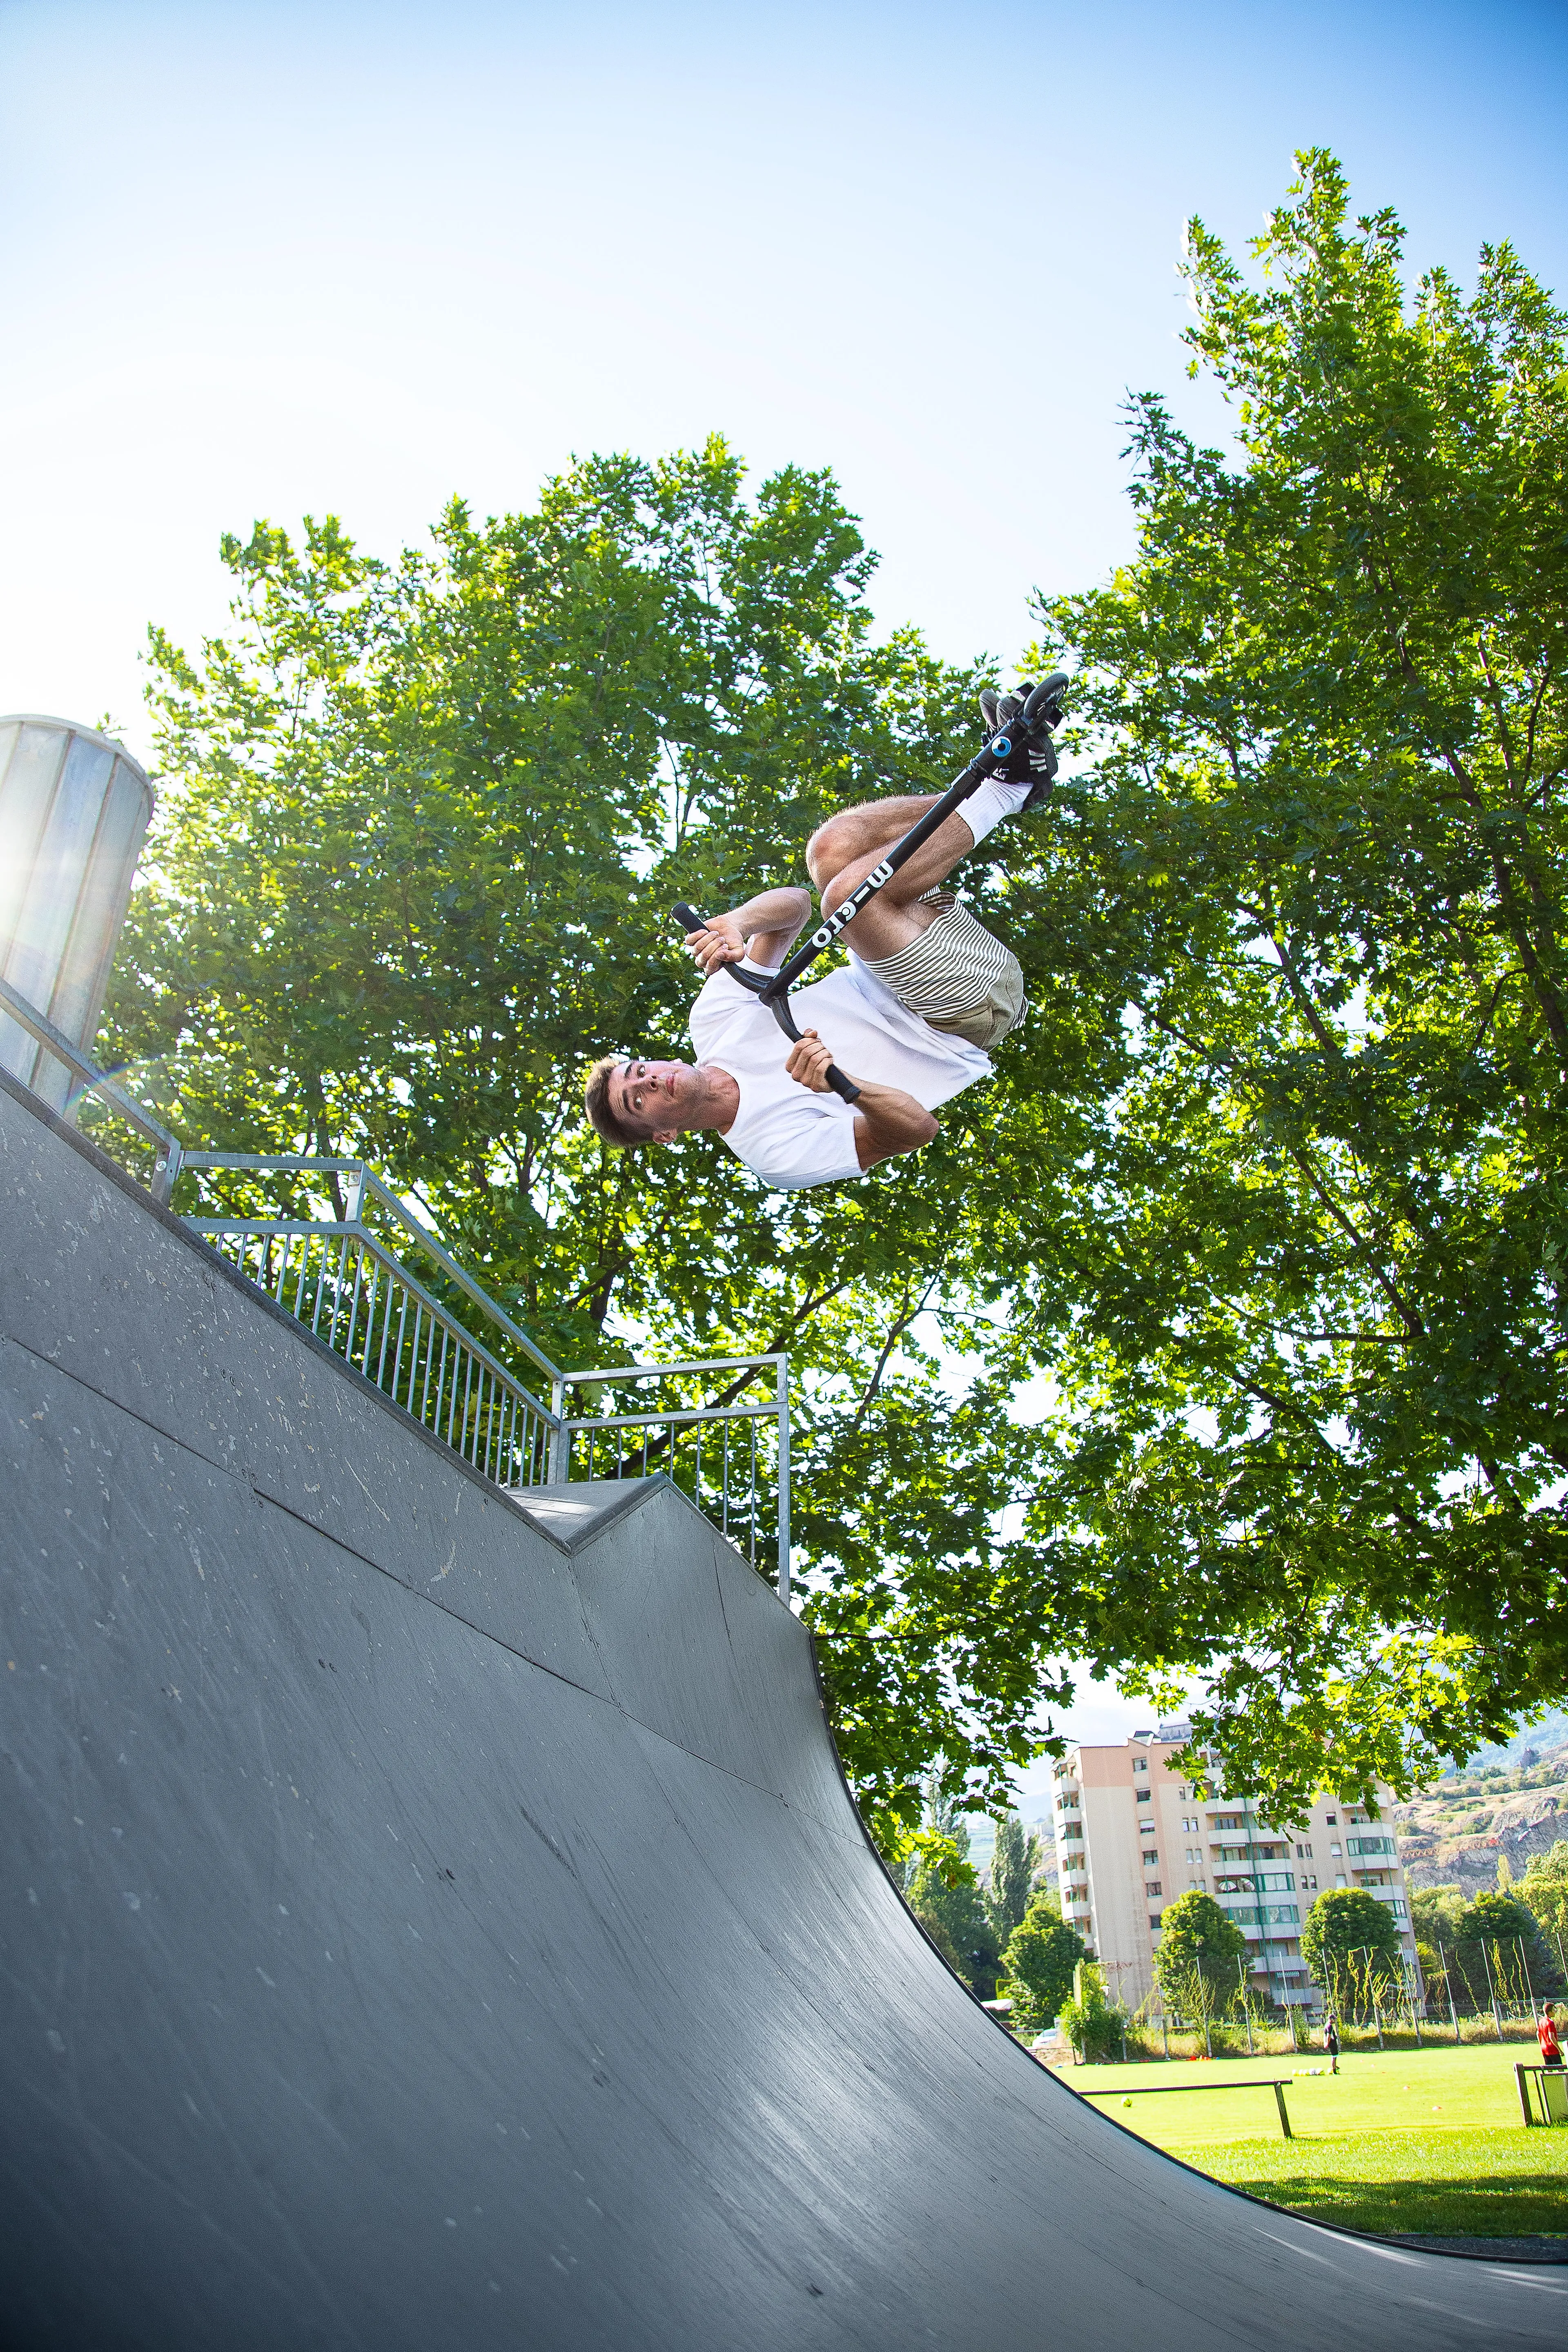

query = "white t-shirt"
[688,956,991,1191]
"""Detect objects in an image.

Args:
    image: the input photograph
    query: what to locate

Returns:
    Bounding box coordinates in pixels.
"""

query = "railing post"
[152,1137,183,1207]
[775,1356,790,1605]
[548,1377,566,1484]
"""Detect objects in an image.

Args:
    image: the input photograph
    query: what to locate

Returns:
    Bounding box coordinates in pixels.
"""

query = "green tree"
[104,146,1568,1840]
[986,1813,1042,1939]
[1000,1892,1084,2028]
[904,1820,1002,1998]
[107,447,1074,1851]
[1459,1888,1564,1996]
[1301,1888,1403,2000]
[1009,148,1568,1815]
[1057,1960,1127,2063]
[1410,1882,1466,1955]
[1517,1840,1568,1949]
[1152,1891,1247,2002]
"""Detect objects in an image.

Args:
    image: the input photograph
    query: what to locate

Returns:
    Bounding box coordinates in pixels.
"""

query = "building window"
[1142,1849,1159,1865]
[1328,1842,1342,1857]
[1324,1812,1337,1826]
[1149,1913,1164,1929]
[1145,1881,1162,1897]
[1296,1842,1313,1859]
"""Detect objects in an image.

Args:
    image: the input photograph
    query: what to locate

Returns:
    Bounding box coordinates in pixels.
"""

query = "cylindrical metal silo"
[0,715,155,1113]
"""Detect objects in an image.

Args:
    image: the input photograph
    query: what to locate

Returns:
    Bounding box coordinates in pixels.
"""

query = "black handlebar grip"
[825,1067,862,1104]
[671,901,707,932]
[1021,671,1070,731]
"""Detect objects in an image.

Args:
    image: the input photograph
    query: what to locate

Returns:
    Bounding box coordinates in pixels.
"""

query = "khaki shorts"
[859,893,1026,1052]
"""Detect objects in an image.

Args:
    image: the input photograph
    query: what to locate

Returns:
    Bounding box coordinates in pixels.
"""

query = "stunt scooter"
[672,672,1067,1101]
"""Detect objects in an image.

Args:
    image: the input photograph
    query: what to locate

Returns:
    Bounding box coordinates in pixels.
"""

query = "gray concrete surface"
[1,1069,1563,2350]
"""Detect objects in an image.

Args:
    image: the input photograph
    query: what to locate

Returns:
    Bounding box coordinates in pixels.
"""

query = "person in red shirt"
[1538,2004,1563,2068]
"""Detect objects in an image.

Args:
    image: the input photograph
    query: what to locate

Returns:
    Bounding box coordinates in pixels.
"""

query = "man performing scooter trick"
[583,682,1064,1191]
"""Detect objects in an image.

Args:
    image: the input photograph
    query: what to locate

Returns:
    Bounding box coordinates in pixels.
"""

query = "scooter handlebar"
[1021,671,1070,733]
[668,903,861,1106]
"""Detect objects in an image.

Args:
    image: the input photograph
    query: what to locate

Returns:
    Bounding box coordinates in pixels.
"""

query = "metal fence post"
[775,1356,791,1605]
[548,1378,566,1484]
[1441,1943,1461,2042]
[152,1136,183,1207]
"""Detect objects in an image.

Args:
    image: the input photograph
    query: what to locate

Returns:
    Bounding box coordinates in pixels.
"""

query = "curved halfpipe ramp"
[0,1071,1560,2351]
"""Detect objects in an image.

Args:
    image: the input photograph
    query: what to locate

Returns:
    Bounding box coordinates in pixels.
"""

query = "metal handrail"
[563,1402,779,1432]
[180,1153,560,1381]
[182,1162,792,1597]
[0,981,792,1596]
[0,973,183,1203]
[183,1217,559,1426]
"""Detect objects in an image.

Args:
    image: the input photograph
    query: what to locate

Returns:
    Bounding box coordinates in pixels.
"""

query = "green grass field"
[1048,2042,1568,2238]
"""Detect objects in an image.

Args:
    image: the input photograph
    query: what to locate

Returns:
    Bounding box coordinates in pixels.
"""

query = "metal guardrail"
[184,1157,791,1595]
[559,1354,790,1583]
[0,973,183,1203]
[0,993,791,1595]
[185,1161,563,1499]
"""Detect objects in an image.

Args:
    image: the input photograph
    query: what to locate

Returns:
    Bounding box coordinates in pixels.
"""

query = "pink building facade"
[1051,1724,1416,2014]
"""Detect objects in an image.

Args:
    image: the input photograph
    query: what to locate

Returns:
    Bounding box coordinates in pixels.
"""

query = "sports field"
[1048,2043,1568,2238]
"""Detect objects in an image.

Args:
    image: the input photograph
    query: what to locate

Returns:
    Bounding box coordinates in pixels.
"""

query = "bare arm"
[684,886,812,976]
[784,1030,938,1172]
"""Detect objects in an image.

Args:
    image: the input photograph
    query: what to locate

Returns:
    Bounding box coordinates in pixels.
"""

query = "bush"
[1057,1962,1130,2063]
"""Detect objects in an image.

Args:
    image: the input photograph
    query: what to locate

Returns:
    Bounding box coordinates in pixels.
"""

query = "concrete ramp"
[0,1072,1560,2350]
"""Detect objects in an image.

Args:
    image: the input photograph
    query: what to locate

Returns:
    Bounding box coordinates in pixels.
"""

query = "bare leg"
[804,796,978,960]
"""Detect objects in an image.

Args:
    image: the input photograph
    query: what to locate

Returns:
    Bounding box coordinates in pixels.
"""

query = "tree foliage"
[105,149,1568,1842]
[986,1813,1043,1939]
[1517,1840,1568,1948]
[1151,1891,1248,2005]
[1000,1892,1084,2027]
[1301,1886,1403,1986]
[904,1824,1001,1996]
[1057,1960,1127,2061]
[1013,147,1568,1813]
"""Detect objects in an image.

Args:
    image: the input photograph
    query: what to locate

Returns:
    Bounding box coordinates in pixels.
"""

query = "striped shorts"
[860,893,1026,1052]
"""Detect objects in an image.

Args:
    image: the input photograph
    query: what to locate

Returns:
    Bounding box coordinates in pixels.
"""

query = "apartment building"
[1050,1722,1417,2014]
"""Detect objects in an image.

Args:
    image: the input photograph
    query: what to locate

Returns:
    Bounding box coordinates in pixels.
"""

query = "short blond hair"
[583,1056,646,1149]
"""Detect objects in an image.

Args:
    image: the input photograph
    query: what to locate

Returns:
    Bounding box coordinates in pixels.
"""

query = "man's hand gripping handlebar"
[670,904,862,1101]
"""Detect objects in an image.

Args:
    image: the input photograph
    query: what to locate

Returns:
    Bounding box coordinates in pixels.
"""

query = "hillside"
[1394,1737,1568,1898]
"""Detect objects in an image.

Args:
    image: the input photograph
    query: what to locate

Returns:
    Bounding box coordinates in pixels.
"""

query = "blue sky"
[4,0,1565,1766]
[4,0,1564,754]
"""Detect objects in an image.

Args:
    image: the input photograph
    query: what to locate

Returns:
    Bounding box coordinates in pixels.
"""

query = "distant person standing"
[1539,2004,1563,2069]
[1323,2011,1340,2075]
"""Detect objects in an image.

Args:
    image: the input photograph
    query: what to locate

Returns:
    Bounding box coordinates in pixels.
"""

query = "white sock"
[960,775,1033,848]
